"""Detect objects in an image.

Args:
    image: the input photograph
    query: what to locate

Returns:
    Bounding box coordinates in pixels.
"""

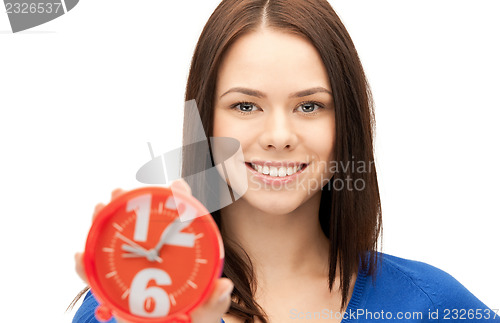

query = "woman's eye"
[298,102,323,113]
[232,102,258,114]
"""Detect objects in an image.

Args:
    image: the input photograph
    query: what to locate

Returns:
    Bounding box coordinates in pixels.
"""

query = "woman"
[72,0,499,322]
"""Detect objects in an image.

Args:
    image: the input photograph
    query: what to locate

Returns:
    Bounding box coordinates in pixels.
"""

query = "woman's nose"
[258,109,298,151]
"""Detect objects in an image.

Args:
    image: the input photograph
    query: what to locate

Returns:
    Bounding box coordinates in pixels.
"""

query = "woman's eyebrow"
[219,87,332,99]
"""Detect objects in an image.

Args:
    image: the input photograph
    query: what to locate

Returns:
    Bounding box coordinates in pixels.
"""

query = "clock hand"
[122,252,163,263]
[122,253,153,259]
[115,232,146,250]
[116,233,162,262]
[152,220,179,254]
[152,218,194,255]
[121,244,163,263]
[121,244,147,254]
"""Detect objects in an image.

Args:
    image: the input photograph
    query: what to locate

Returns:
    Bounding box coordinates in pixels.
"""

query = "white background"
[0,1,498,322]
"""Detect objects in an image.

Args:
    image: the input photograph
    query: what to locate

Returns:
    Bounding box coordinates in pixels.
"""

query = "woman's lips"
[245,162,308,185]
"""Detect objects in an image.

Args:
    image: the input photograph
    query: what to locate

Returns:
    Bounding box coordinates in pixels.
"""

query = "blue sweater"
[73,252,499,322]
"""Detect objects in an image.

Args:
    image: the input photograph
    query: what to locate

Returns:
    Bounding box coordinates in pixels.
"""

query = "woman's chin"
[242,192,303,216]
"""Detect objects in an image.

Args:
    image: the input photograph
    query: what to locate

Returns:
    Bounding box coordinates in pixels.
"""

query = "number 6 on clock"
[129,268,172,317]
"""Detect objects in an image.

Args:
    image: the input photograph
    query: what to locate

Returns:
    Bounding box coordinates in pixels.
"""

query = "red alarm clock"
[84,186,224,322]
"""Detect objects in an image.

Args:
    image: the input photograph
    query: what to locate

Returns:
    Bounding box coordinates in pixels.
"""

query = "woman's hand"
[74,179,233,323]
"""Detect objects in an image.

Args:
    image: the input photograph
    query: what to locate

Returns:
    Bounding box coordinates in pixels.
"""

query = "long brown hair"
[182,0,382,322]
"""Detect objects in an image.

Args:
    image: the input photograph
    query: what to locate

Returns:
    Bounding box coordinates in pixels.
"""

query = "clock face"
[84,187,223,322]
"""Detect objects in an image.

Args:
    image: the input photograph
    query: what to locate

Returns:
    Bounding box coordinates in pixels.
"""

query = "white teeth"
[250,163,305,177]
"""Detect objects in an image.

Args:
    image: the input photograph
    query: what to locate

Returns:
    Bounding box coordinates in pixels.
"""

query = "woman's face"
[213,28,335,215]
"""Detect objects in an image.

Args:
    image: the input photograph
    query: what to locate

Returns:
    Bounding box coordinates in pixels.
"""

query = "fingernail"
[218,283,234,303]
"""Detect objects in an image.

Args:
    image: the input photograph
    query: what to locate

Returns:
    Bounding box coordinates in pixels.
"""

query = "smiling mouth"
[244,162,308,177]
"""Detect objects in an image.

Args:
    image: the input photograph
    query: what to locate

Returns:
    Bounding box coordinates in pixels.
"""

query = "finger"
[115,318,133,323]
[92,203,105,221]
[93,189,126,222]
[74,252,88,284]
[111,188,126,200]
[190,278,233,323]
[171,178,192,196]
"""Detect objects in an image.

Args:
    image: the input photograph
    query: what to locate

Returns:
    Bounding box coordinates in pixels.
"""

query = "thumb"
[171,178,192,196]
[74,252,88,284]
[190,278,234,323]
